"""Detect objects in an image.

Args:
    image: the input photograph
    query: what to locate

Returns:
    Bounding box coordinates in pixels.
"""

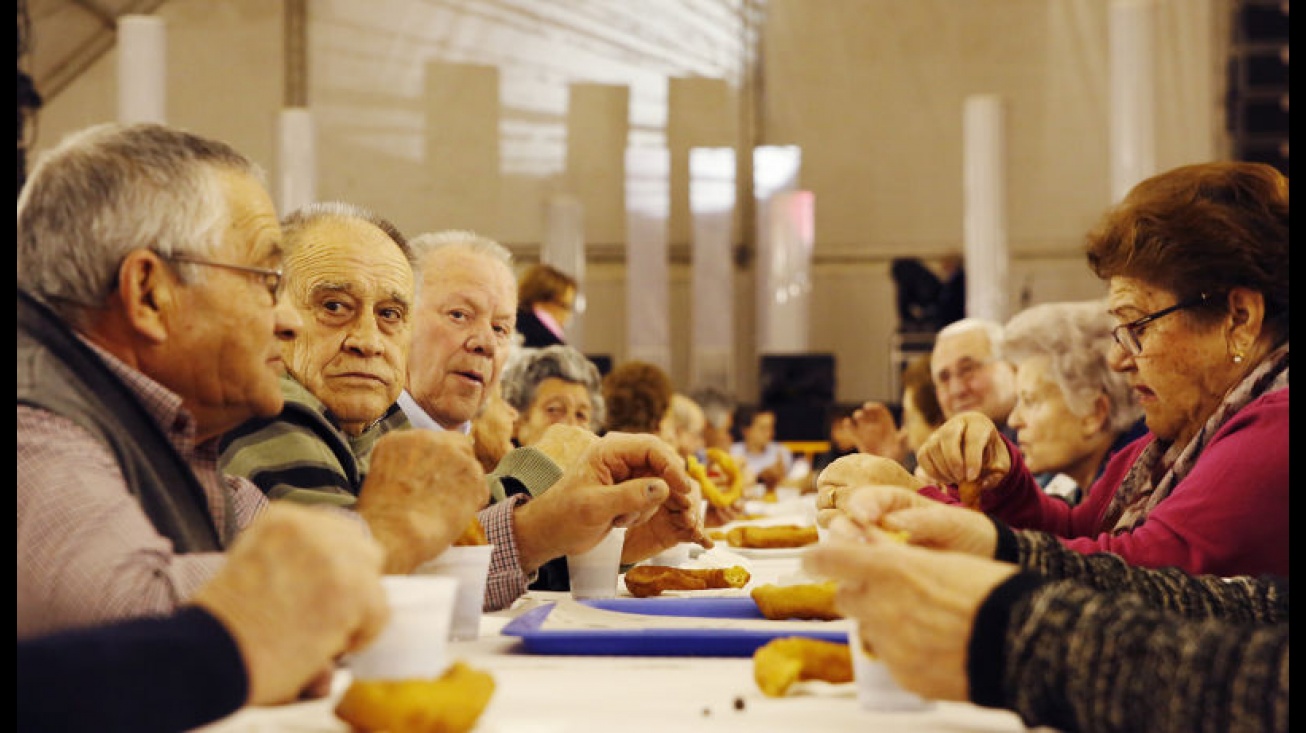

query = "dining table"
[193,496,1041,733]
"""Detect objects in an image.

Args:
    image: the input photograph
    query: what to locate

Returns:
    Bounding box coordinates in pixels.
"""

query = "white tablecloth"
[196,505,1034,732]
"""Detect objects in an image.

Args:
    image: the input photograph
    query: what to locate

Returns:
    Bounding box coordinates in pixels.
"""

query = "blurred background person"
[730,404,793,492]
[660,393,707,463]
[1002,299,1146,505]
[678,389,747,525]
[898,352,947,471]
[601,360,674,435]
[930,317,1018,440]
[500,344,605,446]
[810,404,859,478]
[514,262,579,348]
[690,385,736,453]
[838,352,945,477]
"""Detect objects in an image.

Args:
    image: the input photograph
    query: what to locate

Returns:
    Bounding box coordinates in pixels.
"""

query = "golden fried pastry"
[958,479,982,509]
[453,517,488,547]
[750,581,842,621]
[335,661,495,733]
[623,564,751,598]
[725,524,819,549]
[753,636,854,697]
[686,448,746,508]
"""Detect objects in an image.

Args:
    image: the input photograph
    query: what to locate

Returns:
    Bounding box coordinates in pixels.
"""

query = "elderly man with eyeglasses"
[930,317,1019,435]
[18,124,486,645]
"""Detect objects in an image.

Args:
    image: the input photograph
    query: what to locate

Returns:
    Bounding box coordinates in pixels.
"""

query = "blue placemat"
[500,597,847,657]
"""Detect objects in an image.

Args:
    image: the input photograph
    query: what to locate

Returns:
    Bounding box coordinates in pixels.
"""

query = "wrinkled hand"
[470,388,518,473]
[803,530,1017,701]
[846,401,904,460]
[513,431,710,574]
[356,430,489,574]
[827,484,998,558]
[192,503,389,706]
[914,411,1012,492]
[815,453,924,528]
[531,422,600,472]
[704,499,746,528]
[621,470,710,564]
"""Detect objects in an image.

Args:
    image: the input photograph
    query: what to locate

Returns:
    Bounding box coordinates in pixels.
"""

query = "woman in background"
[1001,299,1146,505]
[515,263,578,348]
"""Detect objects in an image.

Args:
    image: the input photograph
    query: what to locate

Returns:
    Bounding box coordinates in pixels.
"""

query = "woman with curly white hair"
[1000,299,1145,505]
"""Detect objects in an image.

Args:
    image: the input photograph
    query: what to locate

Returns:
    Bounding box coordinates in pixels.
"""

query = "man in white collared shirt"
[402,231,711,598]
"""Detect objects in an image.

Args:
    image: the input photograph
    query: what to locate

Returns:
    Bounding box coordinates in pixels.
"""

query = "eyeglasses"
[166,253,283,304]
[934,358,991,387]
[1111,293,1209,357]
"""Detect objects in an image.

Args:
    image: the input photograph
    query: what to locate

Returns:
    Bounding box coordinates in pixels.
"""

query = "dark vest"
[17,290,222,552]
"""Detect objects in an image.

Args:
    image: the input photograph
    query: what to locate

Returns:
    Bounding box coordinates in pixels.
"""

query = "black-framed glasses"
[166,253,283,304]
[1111,292,1209,357]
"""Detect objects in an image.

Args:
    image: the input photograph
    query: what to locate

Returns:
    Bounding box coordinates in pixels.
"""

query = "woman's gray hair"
[1002,299,1141,433]
[407,229,513,303]
[500,344,606,431]
[17,122,263,323]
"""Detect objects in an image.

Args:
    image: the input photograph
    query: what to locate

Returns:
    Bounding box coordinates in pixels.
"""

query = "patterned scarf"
[1102,342,1290,533]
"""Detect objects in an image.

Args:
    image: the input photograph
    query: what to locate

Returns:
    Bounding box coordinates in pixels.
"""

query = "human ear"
[116,250,174,344]
[1225,287,1265,359]
[1081,393,1111,438]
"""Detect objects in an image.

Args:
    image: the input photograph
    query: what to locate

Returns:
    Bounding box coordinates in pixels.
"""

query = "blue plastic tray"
[499,597,847,657]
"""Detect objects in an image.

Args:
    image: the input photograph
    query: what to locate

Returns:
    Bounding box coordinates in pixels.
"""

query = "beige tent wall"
[29,0,1231,405]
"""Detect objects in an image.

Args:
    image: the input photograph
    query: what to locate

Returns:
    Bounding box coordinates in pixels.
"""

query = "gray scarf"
[1102,343,1289,533]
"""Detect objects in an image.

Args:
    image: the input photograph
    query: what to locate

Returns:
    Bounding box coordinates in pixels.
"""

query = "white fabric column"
[624,148,672,371]
[753,146,806,355]
[542,194,588,348]
[1109,0,1159,202]
[277,108,316,215]
[117,15,166,124]
[688,147,737,392]
[962,95,1009,323]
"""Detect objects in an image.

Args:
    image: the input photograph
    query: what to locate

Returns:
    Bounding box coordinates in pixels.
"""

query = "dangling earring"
[1233,350,1245,364]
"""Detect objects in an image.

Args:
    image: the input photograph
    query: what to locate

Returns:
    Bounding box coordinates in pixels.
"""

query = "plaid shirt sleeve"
[481,494,533,611]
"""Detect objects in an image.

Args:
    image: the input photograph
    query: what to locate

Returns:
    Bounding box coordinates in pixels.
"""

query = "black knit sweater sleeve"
[969,575,1288,733]
[1012,528,1288,623]
[969,524,1289,733]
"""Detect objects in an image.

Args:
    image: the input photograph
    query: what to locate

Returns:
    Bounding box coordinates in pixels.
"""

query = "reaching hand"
[513,431,709,573]
[530,422,600,472]
[356,430,489,574]
[815,452,924,528]
[846,401,904,460]
[914,411,1012,498]
[827,484,998,558]
[803,530,1017,701]
[192,503,389,706]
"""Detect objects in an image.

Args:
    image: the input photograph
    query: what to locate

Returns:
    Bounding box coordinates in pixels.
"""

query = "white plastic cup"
[347,575,459,680]
[414,544,494,641]
[566,527,628,599]
[646,541,692,567]
[774,486,802,503]
[848,624,933,712]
